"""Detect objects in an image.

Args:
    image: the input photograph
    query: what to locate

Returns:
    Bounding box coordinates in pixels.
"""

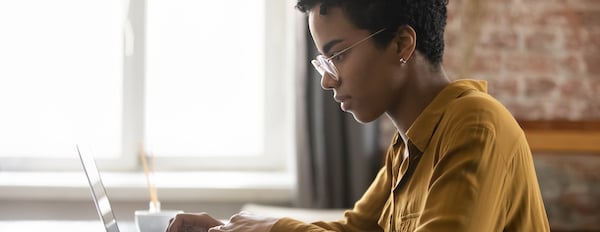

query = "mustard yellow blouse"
[271,80,550,232]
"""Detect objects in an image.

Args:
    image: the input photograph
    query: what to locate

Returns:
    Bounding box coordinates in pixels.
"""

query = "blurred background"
[0,0,598,231]
[407,0,600,230]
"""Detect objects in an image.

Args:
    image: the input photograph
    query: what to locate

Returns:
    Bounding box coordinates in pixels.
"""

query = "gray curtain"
[294,30,383,209]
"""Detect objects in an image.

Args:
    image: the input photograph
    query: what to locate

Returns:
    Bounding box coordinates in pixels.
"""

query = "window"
[0,0,293,172]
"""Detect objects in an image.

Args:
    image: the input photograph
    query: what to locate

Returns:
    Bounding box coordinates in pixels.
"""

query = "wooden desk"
[0,220,137,232]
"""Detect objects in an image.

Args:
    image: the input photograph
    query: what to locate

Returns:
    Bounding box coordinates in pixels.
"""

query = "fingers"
[166,213,195,232]
[168,211,274,232]
[211,212,278,232]
[228,211,252,223]
[165,213,223,232]
[183,226,210,232]
[207,225,225,232]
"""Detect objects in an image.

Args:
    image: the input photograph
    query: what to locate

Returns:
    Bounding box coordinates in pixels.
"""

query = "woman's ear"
[392,25,416,64]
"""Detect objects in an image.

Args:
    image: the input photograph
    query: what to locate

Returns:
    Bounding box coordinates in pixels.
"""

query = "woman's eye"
[331,52,345,62]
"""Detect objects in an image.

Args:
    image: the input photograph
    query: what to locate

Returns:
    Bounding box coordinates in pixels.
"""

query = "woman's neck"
[386,61,450,140]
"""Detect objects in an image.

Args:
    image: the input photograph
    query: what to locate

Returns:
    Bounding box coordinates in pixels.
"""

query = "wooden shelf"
[519,121,600,153]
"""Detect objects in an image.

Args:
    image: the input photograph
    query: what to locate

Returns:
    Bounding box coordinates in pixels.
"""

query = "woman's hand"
[209,211,279,232]
[166,213,224,232]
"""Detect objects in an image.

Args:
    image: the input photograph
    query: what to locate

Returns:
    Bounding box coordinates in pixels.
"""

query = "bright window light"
[0,0,122,158]
[145,0,265,157]
[0,0,288,172]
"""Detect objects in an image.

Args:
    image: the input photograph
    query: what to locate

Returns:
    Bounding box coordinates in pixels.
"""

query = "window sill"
[0,171,294,203]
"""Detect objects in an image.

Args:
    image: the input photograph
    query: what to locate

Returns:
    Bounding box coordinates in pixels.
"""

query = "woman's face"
[308,6,408,123]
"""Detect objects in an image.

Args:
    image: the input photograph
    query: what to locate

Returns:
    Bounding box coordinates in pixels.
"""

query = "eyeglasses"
[311,28,386,81]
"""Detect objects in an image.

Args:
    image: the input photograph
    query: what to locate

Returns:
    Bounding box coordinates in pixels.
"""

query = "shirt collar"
[399,79,488,152]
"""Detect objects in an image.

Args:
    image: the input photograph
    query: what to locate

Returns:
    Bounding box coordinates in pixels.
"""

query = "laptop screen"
[77,145,120,232]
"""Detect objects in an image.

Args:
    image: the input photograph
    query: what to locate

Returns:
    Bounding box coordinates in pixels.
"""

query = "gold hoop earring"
[400,58,407,64]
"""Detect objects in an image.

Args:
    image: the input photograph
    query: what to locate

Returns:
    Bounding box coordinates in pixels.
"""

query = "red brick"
[442,49,460,75]
[445,0,600,120]
[443,51,501,77]
[509,101,546,120]
[504,54,557,75]
[525,30,557,52]
[534,9,581,27]
[447,3,458,23]
[561,54,585,75]
[486,76,519,97]
[580,10,600,28]
[503,4,565,26]
[552,100,576,120]
[444,30,460,49]
[581,101,600,120]
[563,28,587,50]
[471,51,503,73]
[520,0,563,5]
[592,78,600,93]
[584,52,600,75]
[569,0,600,9]
[485,2,511,26]
[524,76,558,98]
[560,78,589,99]
[589,79,600,119]
[479,28,519,51]
[585,30,600,52]
[503,14,525,28]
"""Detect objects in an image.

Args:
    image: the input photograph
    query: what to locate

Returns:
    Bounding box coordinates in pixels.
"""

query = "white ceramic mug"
[135,204,182,232]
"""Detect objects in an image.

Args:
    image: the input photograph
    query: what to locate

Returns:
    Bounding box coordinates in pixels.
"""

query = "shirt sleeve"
[414,114,511,232]
[270,164,392,232]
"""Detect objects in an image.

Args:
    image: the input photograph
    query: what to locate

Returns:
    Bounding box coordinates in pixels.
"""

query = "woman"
[167,0,550,231]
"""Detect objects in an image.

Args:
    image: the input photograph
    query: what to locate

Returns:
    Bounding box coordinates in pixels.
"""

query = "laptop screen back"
[77,145,120,232]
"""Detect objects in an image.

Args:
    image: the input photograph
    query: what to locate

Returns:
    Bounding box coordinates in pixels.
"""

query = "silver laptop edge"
[77,145,120,232]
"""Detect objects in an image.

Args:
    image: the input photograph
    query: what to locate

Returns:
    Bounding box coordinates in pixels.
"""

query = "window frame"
[0,0,294,172]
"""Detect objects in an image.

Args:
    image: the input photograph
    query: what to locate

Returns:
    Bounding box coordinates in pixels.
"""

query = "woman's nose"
[320,72,338,90]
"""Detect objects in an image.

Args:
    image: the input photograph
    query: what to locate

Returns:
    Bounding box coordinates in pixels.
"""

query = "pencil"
[140,144,159,211]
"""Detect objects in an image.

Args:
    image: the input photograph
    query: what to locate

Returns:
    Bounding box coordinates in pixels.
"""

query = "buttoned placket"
[389,141,423,232]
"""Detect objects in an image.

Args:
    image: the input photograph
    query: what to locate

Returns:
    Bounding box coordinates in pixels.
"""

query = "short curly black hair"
[296,0,448,65]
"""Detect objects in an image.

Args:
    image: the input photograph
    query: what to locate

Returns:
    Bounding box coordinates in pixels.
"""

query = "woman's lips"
[335,96,351,111]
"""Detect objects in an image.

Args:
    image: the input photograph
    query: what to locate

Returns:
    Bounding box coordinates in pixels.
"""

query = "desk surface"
[0,220,137,232]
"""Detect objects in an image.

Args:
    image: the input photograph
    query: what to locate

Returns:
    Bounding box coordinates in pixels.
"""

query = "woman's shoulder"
[443,90,517,131]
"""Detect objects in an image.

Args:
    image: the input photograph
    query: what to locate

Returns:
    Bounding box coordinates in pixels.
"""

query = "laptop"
[77,145,121,232]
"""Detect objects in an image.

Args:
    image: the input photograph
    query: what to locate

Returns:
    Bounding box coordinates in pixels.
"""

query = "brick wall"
[445,0,599,120]
[379,0,599,231]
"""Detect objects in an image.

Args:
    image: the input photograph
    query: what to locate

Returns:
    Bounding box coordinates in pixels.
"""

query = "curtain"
[293,25,383,209]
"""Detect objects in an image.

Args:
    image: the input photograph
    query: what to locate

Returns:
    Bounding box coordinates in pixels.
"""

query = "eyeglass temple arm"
[327,28,386,61]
